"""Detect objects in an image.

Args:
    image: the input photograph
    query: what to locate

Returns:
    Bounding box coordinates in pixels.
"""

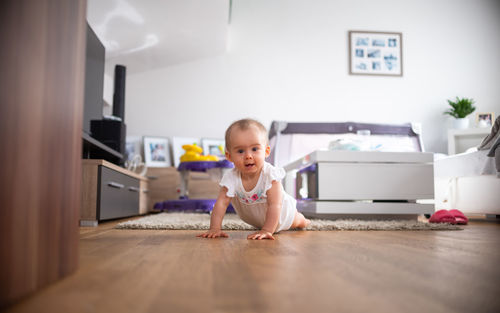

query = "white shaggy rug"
[115,213,462,231]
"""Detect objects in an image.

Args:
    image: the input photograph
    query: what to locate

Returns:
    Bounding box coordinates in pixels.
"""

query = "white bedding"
[434,150,497,177]
[270,133,421,168]
[434,150,500,215]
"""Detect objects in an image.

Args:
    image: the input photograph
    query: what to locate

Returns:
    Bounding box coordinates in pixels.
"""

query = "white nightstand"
[448,127,491,155]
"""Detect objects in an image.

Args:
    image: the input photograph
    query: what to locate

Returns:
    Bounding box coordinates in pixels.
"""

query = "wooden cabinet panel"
[99,167,140,220]
[80,160,149,225]
[139,180,150,215]
[0,0,86,307]
[146,168,220,210]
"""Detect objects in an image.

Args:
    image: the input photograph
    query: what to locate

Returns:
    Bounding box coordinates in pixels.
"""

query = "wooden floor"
[6,217,500,313]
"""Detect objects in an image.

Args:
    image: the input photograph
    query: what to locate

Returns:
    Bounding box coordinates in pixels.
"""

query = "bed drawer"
[298,162,434,200]
[98,166,140,220]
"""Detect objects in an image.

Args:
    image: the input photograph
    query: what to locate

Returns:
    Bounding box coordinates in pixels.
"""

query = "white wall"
[113,0,500,154]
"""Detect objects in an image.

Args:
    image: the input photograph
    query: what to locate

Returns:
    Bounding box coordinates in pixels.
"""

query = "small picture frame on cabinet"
[476,112,494,127]
[171,137,201,168]
[143,136,172,167]
[201,138,226,159]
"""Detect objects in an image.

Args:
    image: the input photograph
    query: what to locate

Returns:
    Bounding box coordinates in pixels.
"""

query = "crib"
[268,121,435,220]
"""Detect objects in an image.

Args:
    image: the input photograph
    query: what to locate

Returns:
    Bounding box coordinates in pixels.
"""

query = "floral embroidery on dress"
[237,190,265,204]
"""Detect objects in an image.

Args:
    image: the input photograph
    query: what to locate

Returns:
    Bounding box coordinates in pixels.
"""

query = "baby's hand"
[247,230,275,240]
[196,229,228,239]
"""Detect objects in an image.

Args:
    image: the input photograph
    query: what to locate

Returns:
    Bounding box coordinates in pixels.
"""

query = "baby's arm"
[247,181,282,240]
[197,187,232,238]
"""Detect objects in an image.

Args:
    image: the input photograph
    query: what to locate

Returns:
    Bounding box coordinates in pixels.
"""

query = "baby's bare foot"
[305,218,311,228]
[296,217,310,229]
[291,213,311,229]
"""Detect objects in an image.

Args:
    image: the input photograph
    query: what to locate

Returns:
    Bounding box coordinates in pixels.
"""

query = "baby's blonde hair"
[225,118,268,150]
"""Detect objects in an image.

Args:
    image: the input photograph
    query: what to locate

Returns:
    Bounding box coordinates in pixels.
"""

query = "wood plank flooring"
[5,217,500,313]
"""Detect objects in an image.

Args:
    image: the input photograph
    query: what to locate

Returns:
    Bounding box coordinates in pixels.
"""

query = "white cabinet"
[284,150,435,218]
[447,128,491,155]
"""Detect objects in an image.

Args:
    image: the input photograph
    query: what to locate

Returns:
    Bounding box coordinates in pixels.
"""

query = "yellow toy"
[180,144,219,162]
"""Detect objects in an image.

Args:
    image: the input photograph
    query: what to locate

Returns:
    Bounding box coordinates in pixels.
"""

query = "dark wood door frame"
[0,0,87,307]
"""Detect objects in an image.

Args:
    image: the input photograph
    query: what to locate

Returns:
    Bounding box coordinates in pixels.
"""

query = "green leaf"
[443,97,476,118]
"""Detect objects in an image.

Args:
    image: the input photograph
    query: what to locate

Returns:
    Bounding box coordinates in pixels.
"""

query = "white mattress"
[434,150,496,177]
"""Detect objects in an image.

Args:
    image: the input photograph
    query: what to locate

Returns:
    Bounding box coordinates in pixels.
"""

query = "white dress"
[219,162,297,233]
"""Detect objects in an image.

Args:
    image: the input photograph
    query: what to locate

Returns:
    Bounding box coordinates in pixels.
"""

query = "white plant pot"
[453,118,470,129]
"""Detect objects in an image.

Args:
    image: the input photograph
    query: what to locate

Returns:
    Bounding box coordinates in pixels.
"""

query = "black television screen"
[83,23,104,135]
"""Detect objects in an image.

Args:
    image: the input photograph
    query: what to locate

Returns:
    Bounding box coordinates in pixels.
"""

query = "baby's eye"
[237,149,244,154]
[252,147,259,152]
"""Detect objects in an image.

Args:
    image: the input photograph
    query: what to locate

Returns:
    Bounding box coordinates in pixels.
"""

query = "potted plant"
[443,97,476,129]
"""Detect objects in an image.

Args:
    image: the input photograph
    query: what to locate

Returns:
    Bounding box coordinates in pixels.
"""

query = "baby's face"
[226,125,270,176]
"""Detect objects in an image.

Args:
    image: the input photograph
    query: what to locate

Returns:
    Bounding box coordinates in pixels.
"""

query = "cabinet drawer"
[316,162,434,200]
[98,166,140,220]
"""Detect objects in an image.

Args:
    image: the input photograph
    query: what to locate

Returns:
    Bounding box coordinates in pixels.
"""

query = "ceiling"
[87,0,230,74]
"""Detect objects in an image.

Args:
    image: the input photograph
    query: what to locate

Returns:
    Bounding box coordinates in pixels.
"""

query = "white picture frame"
[201,138,226,159]
[349,30,403,76]
[143,136,171,167]
[172,137,201,168]
[125,136,143,163]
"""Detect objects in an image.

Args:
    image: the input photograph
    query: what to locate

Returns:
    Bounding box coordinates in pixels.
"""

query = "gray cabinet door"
[99,166,140,220]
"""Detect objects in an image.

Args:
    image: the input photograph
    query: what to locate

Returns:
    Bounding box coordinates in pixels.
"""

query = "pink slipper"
[429,209,457,224]
[449,209,468,225]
